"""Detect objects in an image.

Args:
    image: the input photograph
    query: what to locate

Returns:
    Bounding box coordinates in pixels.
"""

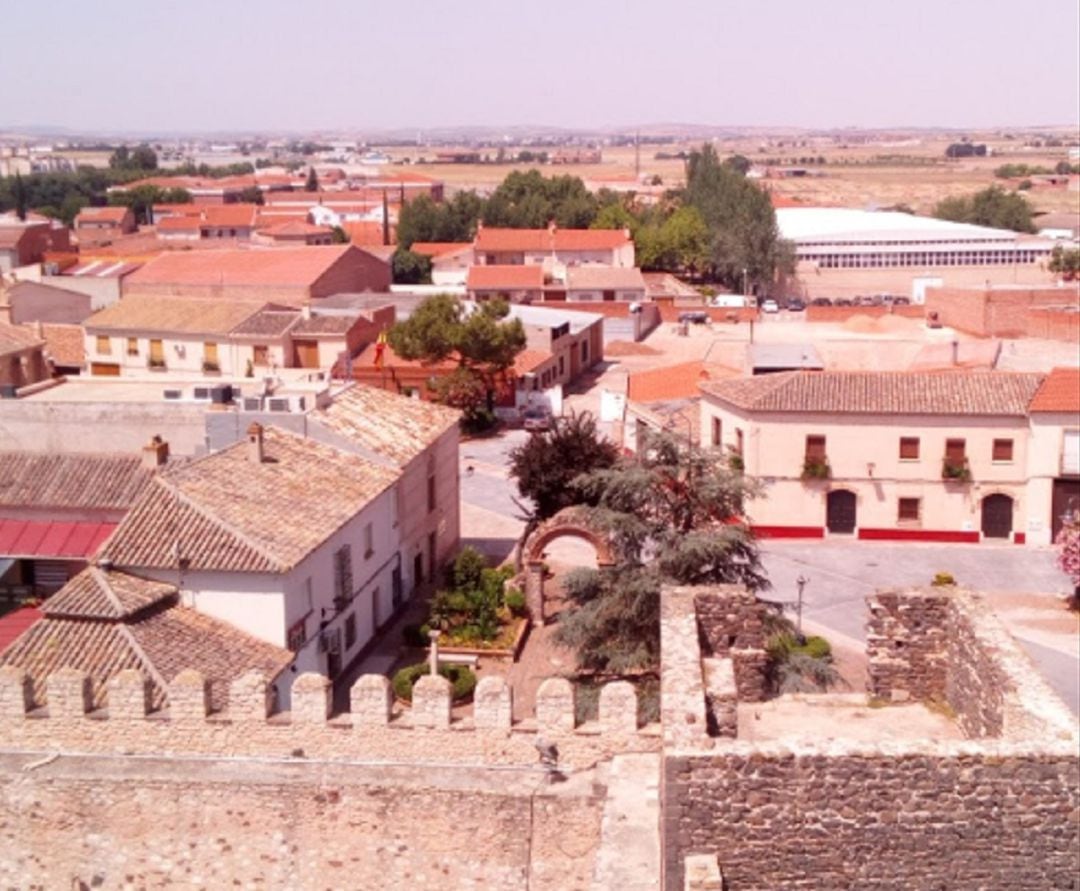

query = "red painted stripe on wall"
[857,528,981,543]
[751,526,826,539]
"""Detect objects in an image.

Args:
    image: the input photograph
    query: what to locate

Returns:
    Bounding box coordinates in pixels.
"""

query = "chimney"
[301,303,312,320]
[247,422,265,464]
[141,434,169,470]
[951,339,959,366]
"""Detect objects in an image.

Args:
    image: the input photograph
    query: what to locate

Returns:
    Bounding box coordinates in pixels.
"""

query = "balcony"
[202,360,221,374]
[941,456,972,483]
[801,456,831,481]
[146,357,167,371]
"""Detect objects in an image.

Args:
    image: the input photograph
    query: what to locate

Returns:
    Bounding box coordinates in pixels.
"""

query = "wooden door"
[826,490,857,534]
[253,345,269,366]
[90,362,121,376]
[293,339,319,368]
[981,494,1013,539]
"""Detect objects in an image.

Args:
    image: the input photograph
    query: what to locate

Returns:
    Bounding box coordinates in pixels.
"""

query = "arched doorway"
[523,509,615,623]
[826,490,857,534]
[981,494,1014,539]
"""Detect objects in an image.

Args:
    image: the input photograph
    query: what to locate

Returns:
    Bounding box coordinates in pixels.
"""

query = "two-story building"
[473,222,635,269]
[1026,367,1080,546]
[74,206,137,246]
[98,423,402,703]
[699,370,1046,544]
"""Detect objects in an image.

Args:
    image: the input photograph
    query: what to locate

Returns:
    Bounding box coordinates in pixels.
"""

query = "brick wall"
[1025,306,1080,342]
[311,246,391,299]
[925,286,1079,337]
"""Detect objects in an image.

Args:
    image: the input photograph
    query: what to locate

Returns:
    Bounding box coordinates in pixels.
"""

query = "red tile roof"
[513,349,552,375]
[342,221,394,246]
[0,519,116,558]
[700,370,1045,416]
[410,242,471,258]
[474,226,630,253]
[1029,366,1080,413]
[0,607,41,656]
[467,264,544,290]
[628,361,734,403]
[0,452,151,511]
[124,245,356,287]
[156,216,200,232]
[258,221,333,238]
[201,204,258,228]
[76,207,130,224]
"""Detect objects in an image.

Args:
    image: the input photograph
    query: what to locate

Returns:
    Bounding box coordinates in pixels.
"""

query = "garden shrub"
[504,588,527,617]
[931,571,956,587]
[391,662,477,703]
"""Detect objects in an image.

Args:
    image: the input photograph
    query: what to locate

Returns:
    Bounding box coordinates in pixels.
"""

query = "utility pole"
[795,574,808,642]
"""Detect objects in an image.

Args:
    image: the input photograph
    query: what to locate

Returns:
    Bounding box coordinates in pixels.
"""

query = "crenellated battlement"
[0,667,659,770]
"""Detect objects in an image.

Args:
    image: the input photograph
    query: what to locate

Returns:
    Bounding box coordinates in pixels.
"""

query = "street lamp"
[794,574,808,642]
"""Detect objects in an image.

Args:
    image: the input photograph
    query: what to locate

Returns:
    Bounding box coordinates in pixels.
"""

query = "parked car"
[523,408,552,431]
[834,297,854,306]
[810,297,832,307]
[761,299,780,314]
[892,296,911,305]
[786,298,806,312]
[857,294,883,307]
[678,310,709,324]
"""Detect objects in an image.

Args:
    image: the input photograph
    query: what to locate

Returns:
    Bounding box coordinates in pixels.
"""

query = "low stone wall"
[663,742,1080,891]
[692,586,770,702]
[0,668,658,772]
[865,588,950,702]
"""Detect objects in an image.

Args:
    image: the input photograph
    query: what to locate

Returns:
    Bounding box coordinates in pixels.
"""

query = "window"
[581,341,588,362]
[333,545,353,602]
[992,438,1013,462]
[945,438,966,463]
[712,417,722,448]
[304,578,313,611]
[96,335,111,355]
[344,613,357,650]
[805,435,826,461]
[253,345,269,366]
[428,531,437,578]
[363,522,374,559]
[735,428,745,456]
[126,337,138,357]
[286,617,306,651]
[427,473,436,512]
[149,339,164,365]
[899,437,920,460]
[558,356,565,376]
[204,342,219,364]
[898,498,921,522]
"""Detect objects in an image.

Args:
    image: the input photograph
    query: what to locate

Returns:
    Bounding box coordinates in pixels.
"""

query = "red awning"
[0,520,116,559]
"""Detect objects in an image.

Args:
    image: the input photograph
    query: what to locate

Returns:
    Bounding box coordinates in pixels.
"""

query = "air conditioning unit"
[192,387,211,401]
[242,397,263,412]
[267,397,290,412]
[162,389,183,401]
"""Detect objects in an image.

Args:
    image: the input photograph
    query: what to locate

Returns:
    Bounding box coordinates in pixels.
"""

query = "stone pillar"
[229,671,273,723]
[701,657,737,738]
[598,680,638,733]
[350,674,393,726]
[107,669,151,718]
[0,666,32,717]
[525,562,545,624]
[428,629,441,675]
[48,667,94,718]
[168,670,211,721]
[474,676,513,731]
[536,677,575,735]
[291,672,332,724]
[411,674,451,729]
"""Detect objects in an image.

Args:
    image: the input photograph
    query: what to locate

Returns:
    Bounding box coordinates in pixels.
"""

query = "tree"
[305,167,319,192]
[396,192,483,248]
[681,143,794,291]
[933,185,1036,233]
[238,186,264,205]
[109,144,157,171]
[12,173,27,221]
[483,170,598,229]
[391,248,433,284]
[107,184,163,224]
[1048,245,1080,280]
[508,411,620,522]
[331,225,350,244]
[387,295,526,426]
[556,430,767,673]
[1055,511,1080,610]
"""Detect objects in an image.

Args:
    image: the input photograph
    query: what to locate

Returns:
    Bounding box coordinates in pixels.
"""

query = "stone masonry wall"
[0,669,658,773]
[663,744,1080,891]
[691,586,770,703]
[0,753,603,891]
[865,588,950,702]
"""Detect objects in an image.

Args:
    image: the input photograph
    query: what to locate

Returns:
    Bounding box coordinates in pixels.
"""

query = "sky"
[2,0,1078,134]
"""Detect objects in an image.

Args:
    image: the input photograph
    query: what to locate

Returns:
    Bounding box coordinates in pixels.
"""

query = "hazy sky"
[3,0,1078,133]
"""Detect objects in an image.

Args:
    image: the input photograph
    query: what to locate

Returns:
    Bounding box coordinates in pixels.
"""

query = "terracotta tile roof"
[85,296,264,336]
[467,264,544,290]
[0,453,151,512]
[258,221,333,238]
[699,371,1046,416]
[628,361,735,403]
[152,203,201,217]
[514,349,552,375]
[156,216,200,232]
[566,266,646,291]
[38,323,85,366]
[0,321,44,354]
[291,314,355,335]
[201,204,258,228]
[352,340,456,372]
[229,308,300,337]
[124,245,355,287]
[101,426,399,573]
[0,568,292,711]
[474,227,630,253]
[76,207,130,224]
[1029,367,1080,413]
[0,607,41,655]
[43,566,175,620]
[312,385,460,467]
[342,221,394,246]
[410,242,471,258]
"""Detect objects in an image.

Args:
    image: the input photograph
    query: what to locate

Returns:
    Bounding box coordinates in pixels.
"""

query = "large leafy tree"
[391,248,433,284]
[109,144,157,171]
[483,170,598,229]
[933,185,1036,233]
[387,295,525,424]
[396,192,484,248]
[508,411,620,522]
[681,143,794,291]
[557,430,768,674]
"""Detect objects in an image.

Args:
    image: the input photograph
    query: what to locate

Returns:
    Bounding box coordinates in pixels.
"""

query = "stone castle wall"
[0,669,658,773]
[661,586,1080,891]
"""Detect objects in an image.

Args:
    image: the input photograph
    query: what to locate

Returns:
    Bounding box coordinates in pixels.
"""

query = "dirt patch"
[606,340,661,357]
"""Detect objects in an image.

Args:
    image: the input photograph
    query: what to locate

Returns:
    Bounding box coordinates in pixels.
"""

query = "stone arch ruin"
[522,508,615,622]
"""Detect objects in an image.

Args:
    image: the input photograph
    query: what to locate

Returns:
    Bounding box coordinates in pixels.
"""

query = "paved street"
[456,430,1080,716]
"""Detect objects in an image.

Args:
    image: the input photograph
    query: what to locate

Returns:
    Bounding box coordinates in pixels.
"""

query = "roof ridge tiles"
[88,565,127,617]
